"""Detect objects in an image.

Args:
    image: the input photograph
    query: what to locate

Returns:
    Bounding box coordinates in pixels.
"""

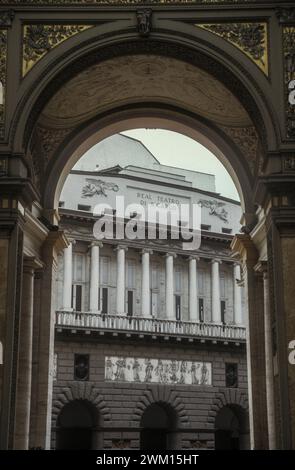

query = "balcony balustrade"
[55,311,246,343]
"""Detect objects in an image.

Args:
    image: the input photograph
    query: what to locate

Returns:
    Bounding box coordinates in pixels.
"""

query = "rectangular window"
[101,287,108,314]
[73,254,85,282]
[74,354,89,381]
[127,261,136,288]
[201,224,211,231]
[221,300,226,324]
[174,267,182,292]
[151,291,159,317]
[220,272,226,299]
[222,227,232,234]
[199,298,204,322]
[73,284,82,312]
[127,290,133,317]
[175,295,181,321]
[100,257,110,285]
[58,201,65,208]
[198,269,204,296]
[225,363,238,388]
[151,264,159,290]
[77,204,91,212]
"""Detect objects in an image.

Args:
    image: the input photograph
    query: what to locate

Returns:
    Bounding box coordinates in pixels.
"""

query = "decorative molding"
[137,9,152,38]
[220,125,258,175]
[198,199,229,223]
[283,27,295,140]
[82,178,119,198]
[277,8,295,25]
[23,24,93,76]
[133,387,189,425]
[0,10,14,27]
[196,23,268,75]
[0,30,7,140]
[51,382,111,427]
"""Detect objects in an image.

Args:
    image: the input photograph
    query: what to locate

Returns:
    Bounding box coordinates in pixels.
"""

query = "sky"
[121,129,239,201]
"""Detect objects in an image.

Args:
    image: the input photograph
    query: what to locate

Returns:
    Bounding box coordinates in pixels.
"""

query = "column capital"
[188,255,200,262]
[141,248,153,255]
[164,252,177,259]
[89,241,103,249]
[254,260,268,279]
[23,256,44,274]
[211,258,222,265]
[114,244,128,252]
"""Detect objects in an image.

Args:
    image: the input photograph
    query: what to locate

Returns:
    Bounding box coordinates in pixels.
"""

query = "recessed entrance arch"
[215,405,250,450]
[55,400,99,450]
[140,402,177,450]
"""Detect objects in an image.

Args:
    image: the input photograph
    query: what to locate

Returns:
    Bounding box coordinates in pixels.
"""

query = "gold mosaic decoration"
[196,23,268,75]
[23,24,93,76]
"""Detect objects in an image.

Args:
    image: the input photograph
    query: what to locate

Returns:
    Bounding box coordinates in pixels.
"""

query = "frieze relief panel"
[196,23,268,75]
[23,24,93,76]
[105,356,212,386]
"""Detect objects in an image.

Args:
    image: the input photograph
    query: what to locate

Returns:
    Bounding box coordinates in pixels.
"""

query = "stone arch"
[11,25,278,159]
[132,386,189,427]
[51,382,111,429]
[208,388,249,425]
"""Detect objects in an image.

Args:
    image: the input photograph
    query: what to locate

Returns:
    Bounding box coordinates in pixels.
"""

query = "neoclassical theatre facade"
[52,134,249,449]
[0,0,295,452]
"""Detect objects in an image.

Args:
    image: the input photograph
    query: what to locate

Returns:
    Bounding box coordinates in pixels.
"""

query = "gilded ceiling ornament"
[22,24,93,76]
[196,23,268,75]
[283,27,295,139]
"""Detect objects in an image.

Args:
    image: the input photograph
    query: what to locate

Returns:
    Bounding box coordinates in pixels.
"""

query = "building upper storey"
[60,134,242,237]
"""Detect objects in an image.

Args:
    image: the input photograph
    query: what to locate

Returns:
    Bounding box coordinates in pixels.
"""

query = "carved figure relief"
[198,199,229,223]
[82,178,119,198]
[105,356,212,386]
[137,9,152,37]
[0,30,7,139]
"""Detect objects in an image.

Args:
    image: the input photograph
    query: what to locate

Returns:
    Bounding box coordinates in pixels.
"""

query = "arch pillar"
[231,234,268,449]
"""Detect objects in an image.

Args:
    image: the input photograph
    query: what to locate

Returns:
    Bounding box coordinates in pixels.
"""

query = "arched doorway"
[215,405,250,450]
[140,403,177,450]
[56,400,98,450]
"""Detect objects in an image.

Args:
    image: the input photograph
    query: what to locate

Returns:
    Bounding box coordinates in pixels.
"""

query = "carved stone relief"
[196,23,268,75]
[41,54,251,129]
[0,0,263,5]
[198,199,228,223]
[82,179,119,198]
[219,125,259,175]
[23,24,93,76]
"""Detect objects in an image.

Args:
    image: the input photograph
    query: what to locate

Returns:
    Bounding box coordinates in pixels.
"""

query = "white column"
[233,263,243,325]
[89,242,102,312]
[141,249,152,317]
[189,256,199,322]
[211,259,221,323]
[165,253,175,320]
[62,240,74,311]
[116,245,127,314]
